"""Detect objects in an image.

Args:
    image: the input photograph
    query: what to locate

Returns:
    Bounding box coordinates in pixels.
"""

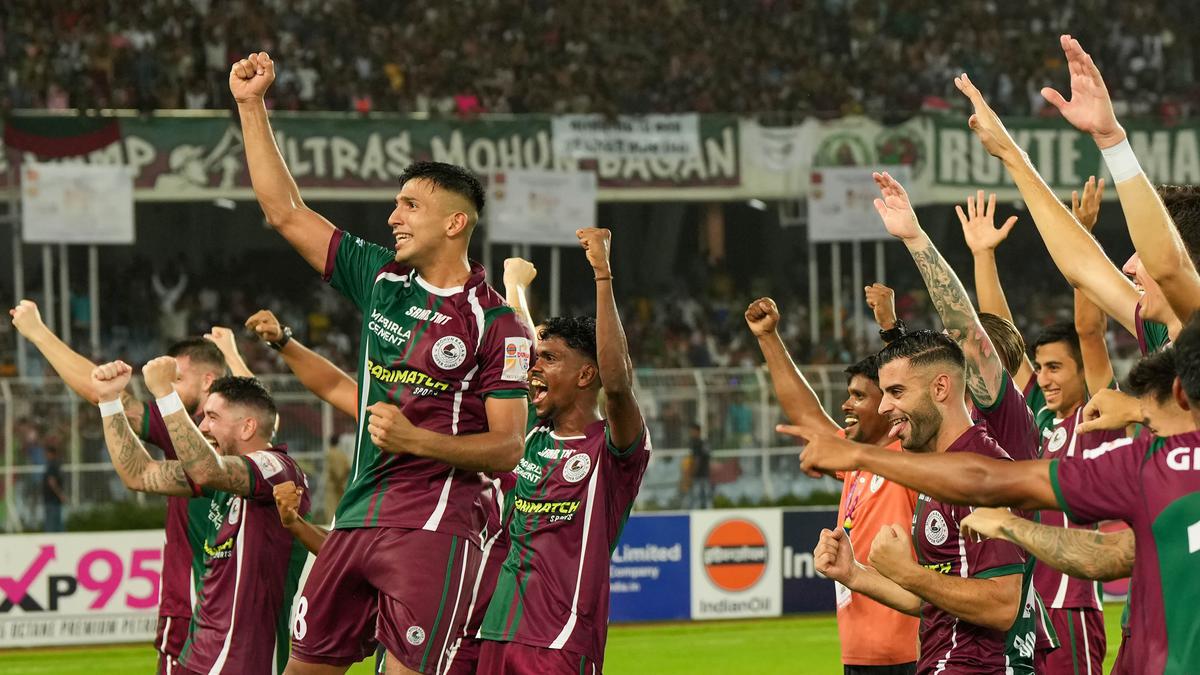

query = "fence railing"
[2,366,850,533]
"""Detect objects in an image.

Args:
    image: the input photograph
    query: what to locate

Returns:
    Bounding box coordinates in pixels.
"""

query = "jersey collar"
[411,261,487,297]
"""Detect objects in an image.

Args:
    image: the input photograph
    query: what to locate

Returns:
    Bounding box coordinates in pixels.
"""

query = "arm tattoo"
[103,413,190,495]
[999,520,1134,582]
[164,413,251,496]
[142,461,192,494]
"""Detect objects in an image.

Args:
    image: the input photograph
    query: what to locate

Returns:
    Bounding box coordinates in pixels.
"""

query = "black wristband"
[267,326,293,351]
[879,319,906,343]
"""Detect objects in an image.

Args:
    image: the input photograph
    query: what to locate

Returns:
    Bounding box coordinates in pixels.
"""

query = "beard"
[900,394,943,452]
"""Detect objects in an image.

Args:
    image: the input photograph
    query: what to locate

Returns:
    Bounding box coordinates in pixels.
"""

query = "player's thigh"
[477,641,599,675]
[290,528,381,666]
[282,659,351,675]
[1040,608,1106,675]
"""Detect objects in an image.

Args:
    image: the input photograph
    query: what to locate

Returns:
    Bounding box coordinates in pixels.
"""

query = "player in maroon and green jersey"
[479,228,649,674]
[231,52,530,674]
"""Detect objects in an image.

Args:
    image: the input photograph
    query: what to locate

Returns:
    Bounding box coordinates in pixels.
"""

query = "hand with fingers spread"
[871,171,922,241]
[867,524,916,580]
[1071,176,1105,232]
[1040,35,1125,148]
[245,310,284,343]
[1077,388,1143,434]
[957,190,1017,256]
[744,297,780,337]
[229,52,276,103]
[864,283,898,331]
[92,360,134,403]
[953,73,1023,164]
[814,528,858,584]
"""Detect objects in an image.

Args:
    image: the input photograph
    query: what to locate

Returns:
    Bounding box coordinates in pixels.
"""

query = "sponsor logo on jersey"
[922,560,953,575]
[249,450,284,479]
[502,337,532,382]
[405,626,426,646]
[924,509,948,546]
[432,335,469,370]
[405,306,453,325]
[513,497,580,522]
[869,474,885,493]
[702,519,768,592]
[516,457,542,483]
[367,359,450,393]
[1046,427,1068,453]
[538,446,575,460]
[561,453,592,483]
[368,309,412,348]
[1166,446,1200,471]
[203,537,236,560]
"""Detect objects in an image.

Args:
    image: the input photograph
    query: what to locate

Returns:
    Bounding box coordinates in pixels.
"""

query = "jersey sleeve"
[474,306,533,399]
[323,229,397,311]
[240,450,310,507]
[1049,436,1144,524]
[140,402,179,459]
[961,506,1026,578]
[973,371,1039,461]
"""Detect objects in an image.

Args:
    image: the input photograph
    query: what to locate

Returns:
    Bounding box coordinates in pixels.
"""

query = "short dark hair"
[1126,349,1178,404]
[978,313,1026,376]
[167,338,228,374]
[1172,315,1200,403]
[398,161,486,215]
[208,376,278,440]
[1158,185,1200,268]
[844,354,880,385]
[877,329,965,371]
[538,317,597,362]
[1033,321,1082,370]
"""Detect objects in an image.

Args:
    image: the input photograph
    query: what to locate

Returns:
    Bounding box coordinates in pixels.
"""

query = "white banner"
[807,165,912,242]
[487,170,597,246]
[552,114,701,160]
[0,530,164,647]
[21,162,135,244]
[741,121,809,172]
[690,509,783,620]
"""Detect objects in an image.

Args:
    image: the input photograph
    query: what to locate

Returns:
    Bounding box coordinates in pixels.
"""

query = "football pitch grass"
[0,605,1125,673]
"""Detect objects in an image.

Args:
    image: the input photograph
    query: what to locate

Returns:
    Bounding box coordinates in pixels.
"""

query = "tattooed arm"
[962,508,1133,581]
[93,362,193,497]
[871,172,1007,406]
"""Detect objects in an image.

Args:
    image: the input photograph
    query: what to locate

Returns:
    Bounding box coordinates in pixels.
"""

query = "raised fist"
[142,356,181,399]
[9,299,47,340]
[744,297,780,337]
[576,228,612,275]
[864,283,898,331]
[245,309,284,343]
[92,361,133,403]
[229,52,276,103]
[503,258,538,289]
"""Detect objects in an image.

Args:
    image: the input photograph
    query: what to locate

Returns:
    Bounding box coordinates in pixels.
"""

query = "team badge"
[1047,427,1068,454]
[431,336,468,370]
[562,453,592,483]
[870,474,885,493]
[228,498,242,526]
[405,626,426,646]
[924,509,948,546]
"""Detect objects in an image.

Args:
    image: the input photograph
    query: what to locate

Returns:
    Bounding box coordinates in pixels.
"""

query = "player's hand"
[204,326,240,358]
[1071,176,1105,232]
[956,190,1017,255]
[787,428,863,478]
[1041,35,1126,149]
[744,297,780,337]
[954,73,1023,163]
[961,507,1018,542]
[814,528,858,585]
[864,283,898,330]
[577,228,612,277]
[142,356,181,399]
[867,524,915,581]
[1077,388,1143,434]
[245,309,284,343]
[91,360,134,403]
[274,481,303,528]
[503,257,538,290]
[872,172,922,241]
[229,52,276,103]
[10,299,48,340]
[366,402,418,454]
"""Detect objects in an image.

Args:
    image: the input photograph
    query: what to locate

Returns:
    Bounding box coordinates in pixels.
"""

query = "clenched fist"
[229,52,276,103]
[864,283,897,331]
[92,361,134,403]
[744,297,780,337]
[245,309,284,343]
[503,257,538,289]
[867,524,916,580]
[142,356,181,399]
[274,481,304,528]
[577,228,612,277]
[366,402,419,454]
[814,528,858,584]
[10,300,47,340]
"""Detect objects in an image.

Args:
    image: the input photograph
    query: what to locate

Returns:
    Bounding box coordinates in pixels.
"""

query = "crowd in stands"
[3,0,1194,118]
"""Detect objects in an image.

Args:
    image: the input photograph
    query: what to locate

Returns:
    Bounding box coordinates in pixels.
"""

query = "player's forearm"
[972,250,1015,323]
[1074,287,1114,396]
[1113,172,1200,322]
[595,278,634,398]
[287,519,329,555]
[843,564,922,616]
[756,331,838,435]
[236,100,308,227]
[280,340,359,419]
[405,427,524,472]
[504,282,537,349]
[855,446,1055,511]
[162,408,250,495]
[24,326,103,403]
[890,563,1019,631]
[101,410,189,495]
[220,345,254,378]
[997,518,1133,582]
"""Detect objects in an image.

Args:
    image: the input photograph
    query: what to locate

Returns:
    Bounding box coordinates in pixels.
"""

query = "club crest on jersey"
[924,509,948,546]
[562,453,592,483]
[228,498,242,526]
[1047,427,1068,453]
[431,336,468,370]
[870,474,885,493]
[405,626,426,646]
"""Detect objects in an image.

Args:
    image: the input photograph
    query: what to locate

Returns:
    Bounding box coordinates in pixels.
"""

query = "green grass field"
[0,604,1125,674]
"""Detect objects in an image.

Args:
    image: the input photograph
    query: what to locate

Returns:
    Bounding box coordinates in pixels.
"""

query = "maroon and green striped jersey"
[1134,299,1172,356]
[324,230,532,543]
[1052,431,1200,674]
[178,447,310,675]
[479,419,650,666]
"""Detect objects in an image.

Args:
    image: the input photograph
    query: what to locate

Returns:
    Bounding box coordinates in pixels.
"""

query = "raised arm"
[275,481,327,555]
[245,310,358,419]
[872,172,1006,406]
[957,191,1034,389]
[865,283,903,345]
[503,258,539,347]
[143,357,253,496]
[1071,178,1116,394]
[745,297,839,437]
[954,72,1143,336]
[230,52,336,273]
[962,508,1133,582]
[205,326,254,378]
[93,361,192,497]
[1042,35,1200,324]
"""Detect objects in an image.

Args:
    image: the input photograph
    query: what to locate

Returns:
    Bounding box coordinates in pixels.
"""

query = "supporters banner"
[0,530,164,647]
[781,508,838,614]
[20,162,135,244]
[689,509,783,620]
[552,114,701,160]
[807,165,912,242]
[609,513,691,622]
[487,169,597,245]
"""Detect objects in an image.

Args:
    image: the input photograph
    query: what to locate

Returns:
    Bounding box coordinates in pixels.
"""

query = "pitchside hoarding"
[689,509,783,620]
[609,513,691,622]
[781,508,838,613]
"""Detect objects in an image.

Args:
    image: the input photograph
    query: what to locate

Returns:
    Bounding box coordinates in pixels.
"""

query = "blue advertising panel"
[781,508,838,614]
[609,513,691,622]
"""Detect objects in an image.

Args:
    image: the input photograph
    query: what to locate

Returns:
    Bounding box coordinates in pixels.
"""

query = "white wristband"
[1101,138,1142,183]
[156,391,185,417]
[98,399,125,417]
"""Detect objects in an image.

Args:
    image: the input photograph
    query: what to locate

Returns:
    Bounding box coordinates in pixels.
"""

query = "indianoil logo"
[702,518,768,592]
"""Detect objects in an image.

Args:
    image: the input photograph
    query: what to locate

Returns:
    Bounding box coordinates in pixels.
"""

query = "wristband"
[267,326,293,351]
[156,391,185,417]
[594,276,613,281]
[99,399,125,417]
[1101,138,1142,183]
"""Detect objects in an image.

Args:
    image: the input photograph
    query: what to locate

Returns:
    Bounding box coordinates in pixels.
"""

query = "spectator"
[687,423,712,509]
[43,446,66,532]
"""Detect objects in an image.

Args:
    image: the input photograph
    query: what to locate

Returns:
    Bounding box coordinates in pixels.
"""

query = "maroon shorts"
[1109,625,1133,675]
[478,641,600,675]
[1033,607,1106,675]
[290,527,482,674]
[155,615,189,674]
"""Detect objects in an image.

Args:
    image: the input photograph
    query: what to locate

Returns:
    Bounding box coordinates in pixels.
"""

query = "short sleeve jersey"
[974,373,1039,462]
[480,419,650,667]
[913,423,1035,675]
[324,230,532,544]
[178,447,311,675]
[1051,431,1200,674]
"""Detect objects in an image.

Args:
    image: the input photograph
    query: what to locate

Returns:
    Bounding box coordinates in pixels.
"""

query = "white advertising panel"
[21,162,135,244]
[690,508,783,620]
